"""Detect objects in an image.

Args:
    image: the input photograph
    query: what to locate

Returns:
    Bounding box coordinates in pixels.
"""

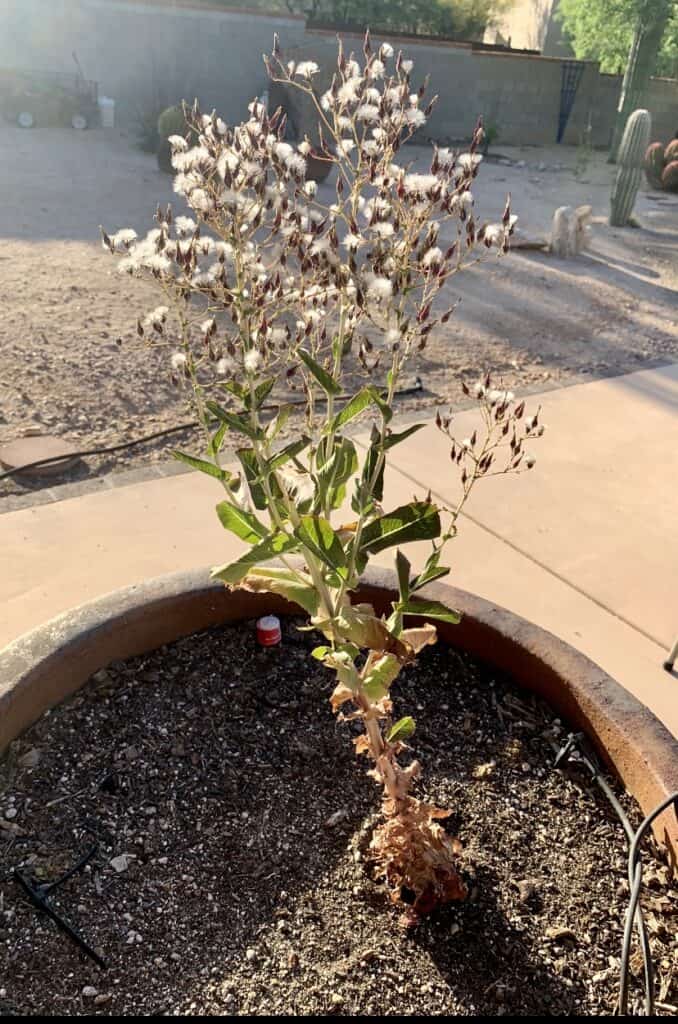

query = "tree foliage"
[558,0,678,79]
[301,0,511,39]
[208,0,512,41]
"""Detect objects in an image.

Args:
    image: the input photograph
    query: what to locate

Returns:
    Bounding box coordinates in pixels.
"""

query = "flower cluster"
[436,374,545,497]
[103,32,516,414]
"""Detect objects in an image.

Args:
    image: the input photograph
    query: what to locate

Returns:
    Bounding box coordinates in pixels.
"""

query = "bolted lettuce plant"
[103,32,544,926]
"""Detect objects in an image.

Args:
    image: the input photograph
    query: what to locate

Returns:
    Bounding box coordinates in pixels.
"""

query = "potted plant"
[100,31,541,925]
[2,32,668,1014]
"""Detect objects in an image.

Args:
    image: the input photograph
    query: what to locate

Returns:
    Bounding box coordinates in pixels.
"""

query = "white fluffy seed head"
[244,348,262,373]
[367,276,392,301]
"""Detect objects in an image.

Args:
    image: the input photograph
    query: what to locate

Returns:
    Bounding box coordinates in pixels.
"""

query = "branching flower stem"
[105,31,543,927]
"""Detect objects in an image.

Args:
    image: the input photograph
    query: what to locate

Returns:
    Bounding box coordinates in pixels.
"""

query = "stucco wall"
[0,0,676,147]
[0,0,306,122]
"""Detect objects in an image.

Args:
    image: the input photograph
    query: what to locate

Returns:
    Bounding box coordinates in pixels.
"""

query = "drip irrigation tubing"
[0,377,423,482]
[554,731,677,1016]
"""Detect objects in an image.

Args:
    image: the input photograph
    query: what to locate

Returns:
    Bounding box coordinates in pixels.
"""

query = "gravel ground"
[1,619,676,1016]
[1,125,678,505]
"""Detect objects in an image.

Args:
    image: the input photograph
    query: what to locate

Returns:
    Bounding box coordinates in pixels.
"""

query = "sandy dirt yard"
[1,122,677,503]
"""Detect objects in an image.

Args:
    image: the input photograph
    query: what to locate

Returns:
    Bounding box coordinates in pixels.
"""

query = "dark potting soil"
[0,617,676,1016]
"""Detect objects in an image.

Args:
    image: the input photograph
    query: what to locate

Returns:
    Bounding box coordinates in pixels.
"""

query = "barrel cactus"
[643,136,678,192]
[662,160,678,191]
[644,142,665,187]
[610,109,651,226]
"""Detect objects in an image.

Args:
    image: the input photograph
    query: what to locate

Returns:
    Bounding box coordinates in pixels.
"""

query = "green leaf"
[235,447,284,511]
[326,649,362,692]
[312,641,361,663]
[317,437,358,512]
[211,532,298,585]
[223,380,247,403]
[172,450,230,481]
[412,565,451,591]
[411,548,451,591]
[366,385,393,424]
[241,566,319,615]
[360,501,441,555]
[328,387,374,432]
[207,421,228,459]
[352,426,384,514]
[268,436,311,472]
[266,403,294,441]
[396,550,411,603]
[362,653,401,701]
[402,598,461,624]
[249,377,276,410]
[387,716,416,743]
[236,448,267,510]
[298,349,342,396]
[295,515,348,576]
[329,603,407,656]
[206,401,263,442]
[216,501,268,543]
[383,422,426,451]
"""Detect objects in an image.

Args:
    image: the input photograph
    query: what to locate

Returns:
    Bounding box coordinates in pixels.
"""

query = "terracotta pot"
[1,568,676,866]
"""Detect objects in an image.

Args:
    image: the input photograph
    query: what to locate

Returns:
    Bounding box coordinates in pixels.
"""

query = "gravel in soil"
[1,619,676,1016]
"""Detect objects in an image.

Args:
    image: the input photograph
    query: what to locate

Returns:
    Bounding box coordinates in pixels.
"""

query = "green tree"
[558,0,678,74]
[559,0,676,158]
[207,0,512,41]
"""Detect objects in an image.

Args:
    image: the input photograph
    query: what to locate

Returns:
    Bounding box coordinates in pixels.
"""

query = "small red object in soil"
[256,615,281,647]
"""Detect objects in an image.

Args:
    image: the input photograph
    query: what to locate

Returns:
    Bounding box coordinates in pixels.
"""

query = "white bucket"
[98,95,115,128]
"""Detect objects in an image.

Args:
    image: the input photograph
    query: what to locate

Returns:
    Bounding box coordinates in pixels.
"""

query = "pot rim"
[1,565,676,864]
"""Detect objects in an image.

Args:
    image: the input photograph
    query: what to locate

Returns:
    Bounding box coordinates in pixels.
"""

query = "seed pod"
[337,37,345,71]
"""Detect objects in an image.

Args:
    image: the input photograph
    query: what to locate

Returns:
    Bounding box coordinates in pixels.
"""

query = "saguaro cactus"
[610,109,651,227]
[608,2,671,163]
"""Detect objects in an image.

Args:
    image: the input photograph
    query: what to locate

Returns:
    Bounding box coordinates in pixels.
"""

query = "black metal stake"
[13,846,107,969]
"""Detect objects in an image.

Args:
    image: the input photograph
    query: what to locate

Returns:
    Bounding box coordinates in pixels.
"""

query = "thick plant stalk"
[609,3,671,163]
[610,109,651,226]
[330,634,467,925]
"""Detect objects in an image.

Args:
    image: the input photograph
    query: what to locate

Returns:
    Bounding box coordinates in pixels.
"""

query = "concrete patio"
[2,363,677,736]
